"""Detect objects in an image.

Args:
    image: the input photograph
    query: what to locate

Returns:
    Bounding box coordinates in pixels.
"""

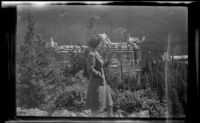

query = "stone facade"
[49,34,142,70]
[49,34,144,85]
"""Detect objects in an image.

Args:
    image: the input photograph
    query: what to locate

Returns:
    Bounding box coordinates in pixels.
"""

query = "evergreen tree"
[16,15,43,108]
[16,15,66,110]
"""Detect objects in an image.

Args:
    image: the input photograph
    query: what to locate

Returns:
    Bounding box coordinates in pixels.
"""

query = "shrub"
[54,83,87,111]
[142,99,167,118]
[169,62,187,116]
[141,59,187,117]
[113,89,148,113]
[113,88,167,117]
[54,71,88,112]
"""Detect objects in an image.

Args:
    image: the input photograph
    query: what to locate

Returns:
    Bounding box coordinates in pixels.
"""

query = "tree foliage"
[16,15,66,109]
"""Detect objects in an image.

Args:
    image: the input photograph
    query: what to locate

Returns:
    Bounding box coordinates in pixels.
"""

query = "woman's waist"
[89,76,105,81]
[88,76,106,85]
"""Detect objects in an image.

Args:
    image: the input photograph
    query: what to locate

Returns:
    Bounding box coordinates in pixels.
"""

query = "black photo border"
[2,1,199,123]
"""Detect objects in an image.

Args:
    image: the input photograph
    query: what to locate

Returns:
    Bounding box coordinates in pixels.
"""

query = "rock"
[83,109,91,114]
[69,112,77,117]
[82,109,91,117]
[129,110,149,118]
[52,109,70,116]
[114,110,128,117]
[139,110,149,117]
[128,113,138,117]
[79,112,88,117]
[62,110,71,116]
[16,107,48,116]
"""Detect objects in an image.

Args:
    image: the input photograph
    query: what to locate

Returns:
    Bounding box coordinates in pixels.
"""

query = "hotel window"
[121,55,126,61]
[137,50,141,60]
[134,51,137,61]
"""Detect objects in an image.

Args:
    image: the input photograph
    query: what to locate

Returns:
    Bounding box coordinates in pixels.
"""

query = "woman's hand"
[100,72,106,81]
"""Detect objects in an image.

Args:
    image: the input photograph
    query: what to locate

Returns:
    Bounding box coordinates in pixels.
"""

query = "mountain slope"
[17,5,188,56]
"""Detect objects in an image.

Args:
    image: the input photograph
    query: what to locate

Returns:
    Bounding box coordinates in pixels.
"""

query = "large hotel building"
[47,34,143,84]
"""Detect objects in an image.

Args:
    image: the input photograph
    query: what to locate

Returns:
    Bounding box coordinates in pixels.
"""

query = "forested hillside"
[17,5,187,58]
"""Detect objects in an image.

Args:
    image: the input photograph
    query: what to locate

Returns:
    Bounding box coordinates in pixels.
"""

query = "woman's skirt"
[86,78,113,112]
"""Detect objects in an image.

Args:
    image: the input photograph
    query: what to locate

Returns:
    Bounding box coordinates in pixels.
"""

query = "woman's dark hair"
[87,34,102,49]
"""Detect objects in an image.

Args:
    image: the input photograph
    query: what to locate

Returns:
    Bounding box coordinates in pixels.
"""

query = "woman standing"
[85,34,113,117]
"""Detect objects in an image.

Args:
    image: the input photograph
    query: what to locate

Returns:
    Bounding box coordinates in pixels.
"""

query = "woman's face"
[96,41,102,51]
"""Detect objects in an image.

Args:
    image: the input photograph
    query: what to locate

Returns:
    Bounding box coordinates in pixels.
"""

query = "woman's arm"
[87,53,103,78]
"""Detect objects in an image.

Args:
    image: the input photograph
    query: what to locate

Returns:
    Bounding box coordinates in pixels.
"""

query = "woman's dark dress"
[86,51,113,112]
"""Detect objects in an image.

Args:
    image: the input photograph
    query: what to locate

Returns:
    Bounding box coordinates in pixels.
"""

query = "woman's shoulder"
[88,51,99,56]
[88,51,95,56]
[87,51,96,59]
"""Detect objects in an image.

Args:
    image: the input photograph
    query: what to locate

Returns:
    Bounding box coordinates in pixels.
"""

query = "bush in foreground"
[113,88,167,117]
